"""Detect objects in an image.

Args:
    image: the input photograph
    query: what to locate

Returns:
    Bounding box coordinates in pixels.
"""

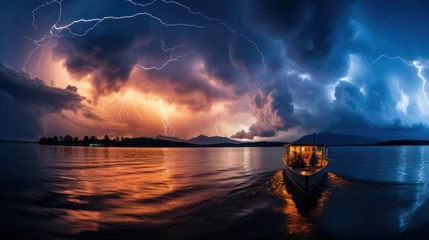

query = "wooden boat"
[283,138,329,193]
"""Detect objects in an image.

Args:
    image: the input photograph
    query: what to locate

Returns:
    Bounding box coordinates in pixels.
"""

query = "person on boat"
[310,147,319,167]
[310,133,319,168]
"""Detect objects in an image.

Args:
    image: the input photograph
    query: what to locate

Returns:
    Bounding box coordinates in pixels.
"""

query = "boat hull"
[285,166,326,193]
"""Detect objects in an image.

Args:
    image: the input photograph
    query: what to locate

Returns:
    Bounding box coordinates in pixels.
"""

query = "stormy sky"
[1,0,429,141]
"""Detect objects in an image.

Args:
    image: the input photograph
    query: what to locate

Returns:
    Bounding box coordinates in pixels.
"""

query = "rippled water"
[2,144,429,239]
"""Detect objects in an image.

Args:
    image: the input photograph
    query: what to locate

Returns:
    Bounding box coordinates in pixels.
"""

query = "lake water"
[1,144,429,239]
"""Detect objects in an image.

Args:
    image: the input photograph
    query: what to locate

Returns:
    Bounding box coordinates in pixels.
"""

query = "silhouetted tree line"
[39,135,287,148]
[39,135,194,147]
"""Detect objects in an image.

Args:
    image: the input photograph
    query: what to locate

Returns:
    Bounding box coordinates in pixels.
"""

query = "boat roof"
[285,143,328,147]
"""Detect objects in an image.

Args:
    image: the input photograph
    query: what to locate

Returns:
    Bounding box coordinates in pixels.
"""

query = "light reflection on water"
[2,144,429,239]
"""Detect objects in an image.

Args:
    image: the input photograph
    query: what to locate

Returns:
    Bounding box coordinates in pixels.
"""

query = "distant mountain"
[187,135,241,145]
[155,134,241,145]
[294,131,378,146]
[155,135,188,143]
[189,141,286,147]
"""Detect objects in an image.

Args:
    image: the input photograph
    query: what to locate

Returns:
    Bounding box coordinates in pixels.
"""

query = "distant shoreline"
[34,142,287,148]
[2,142,429,147]
[35,136,287,148]
[2,138,429,148]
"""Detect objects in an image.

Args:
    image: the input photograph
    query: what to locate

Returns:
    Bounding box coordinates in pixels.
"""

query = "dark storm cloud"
[65,85,78,93]
[233,68,429,140]
[136,22,267,99]
[52,0,266,111]
[334,80,365,110]
[0,64,85,112]
[251,0,352,82]
[330,80,421,132]
[232,77,295,139]
[231,71,333,140]
[53,21,150,96]
[326,78,429,138]
[81,110,103,121]
[230,0,429,139]
[0,64,100,139]
[134,55,233,112]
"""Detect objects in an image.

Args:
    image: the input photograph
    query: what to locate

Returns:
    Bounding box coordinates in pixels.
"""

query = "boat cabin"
[282,141,329,192]
[283,143,328,171]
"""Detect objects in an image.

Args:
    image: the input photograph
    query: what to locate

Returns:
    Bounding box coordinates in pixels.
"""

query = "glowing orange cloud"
[31,48,256,139]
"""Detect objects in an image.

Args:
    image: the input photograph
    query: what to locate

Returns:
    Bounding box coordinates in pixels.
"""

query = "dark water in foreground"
[1,144,429,239]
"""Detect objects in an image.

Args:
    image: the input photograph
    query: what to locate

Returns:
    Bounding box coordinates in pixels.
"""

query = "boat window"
[284,145,328,169]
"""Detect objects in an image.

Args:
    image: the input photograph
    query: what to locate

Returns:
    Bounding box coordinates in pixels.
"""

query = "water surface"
[1,144,429,239]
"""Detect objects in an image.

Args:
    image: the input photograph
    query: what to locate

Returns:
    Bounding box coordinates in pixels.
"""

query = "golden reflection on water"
[269,170,332,238]
[325,172,347,188]
[50,147,186,231]
[64,210,100,232]
[41,146,267,233]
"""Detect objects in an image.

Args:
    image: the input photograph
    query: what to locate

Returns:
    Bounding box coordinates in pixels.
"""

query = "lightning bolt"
[161,39,182,58]
[215,123,229,137]
[416,61,429,106]
[137,40,195,70]
[343,34,429,107]
[51,12,206,37]
[359,54,429,107]
[25,0,63,76]
[103,94,116,112]
[215,125,221,136]
[117,97,131,122]
[127,0,268,82]
[27,0,268,80]
[103,93,143,124]
[133,103,144,124]
[25,0,206,77]
[32,0,61,30]
[159,99,175,136]
[125,0,157,7]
